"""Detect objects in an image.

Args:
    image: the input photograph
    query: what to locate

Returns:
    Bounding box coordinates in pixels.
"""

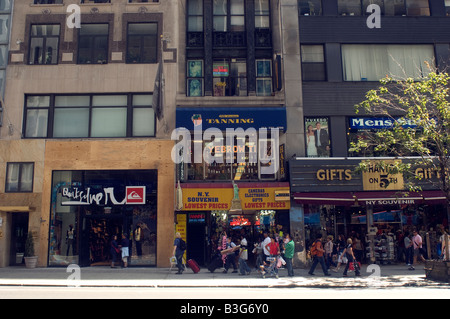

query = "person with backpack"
[308,234,331,276]
[172,232,186,275]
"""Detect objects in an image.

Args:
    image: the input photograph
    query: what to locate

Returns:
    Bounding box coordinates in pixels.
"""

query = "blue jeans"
[239,258,251,275]
[285,257,294,277]
[309,256,329,275]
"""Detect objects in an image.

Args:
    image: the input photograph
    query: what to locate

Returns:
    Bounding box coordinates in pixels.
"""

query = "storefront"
[290,158,448,263]
[176,182,290,266]
[39,140,175,268]
[49,170,158,267]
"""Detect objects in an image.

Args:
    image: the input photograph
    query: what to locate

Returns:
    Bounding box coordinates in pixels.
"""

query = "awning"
[293,192,357,206]
[294,190,447,206]
[0,206,31,212]
[176,107,287,131]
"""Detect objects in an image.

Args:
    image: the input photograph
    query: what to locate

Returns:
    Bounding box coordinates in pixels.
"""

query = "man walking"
[284,234,295,277]
[308,234,331,276]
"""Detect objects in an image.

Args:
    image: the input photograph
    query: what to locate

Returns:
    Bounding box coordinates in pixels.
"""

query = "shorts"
[121,247,129,259]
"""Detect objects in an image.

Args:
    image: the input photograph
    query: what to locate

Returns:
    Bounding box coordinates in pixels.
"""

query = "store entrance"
[80,214,131,266]
[9,213,29,266]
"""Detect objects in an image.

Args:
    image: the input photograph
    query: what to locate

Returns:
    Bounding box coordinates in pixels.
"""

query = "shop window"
[24,94,156,138]
[185,133,264,181]
[341,44,434,81]
[77,24,109,64]
[446,0,450,16]
[126,23,158,63]
[213,59,247,96]
[28,24,60,65]
[384,0,406,15]
[301,45,326,81]
[338,0,362,15]
[5,163,34,193]
[256,59,272,96]
[49,170,158,267]
[187,60,204,97]
[305,117,331,158]
[299,0,322,16]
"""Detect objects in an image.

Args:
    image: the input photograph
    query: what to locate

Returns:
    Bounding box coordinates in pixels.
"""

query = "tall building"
[0,0,177,268]
[290,0,449,266]
[174,0,293,266]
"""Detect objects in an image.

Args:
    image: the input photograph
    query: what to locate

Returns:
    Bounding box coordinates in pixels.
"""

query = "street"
[1,285,449,299]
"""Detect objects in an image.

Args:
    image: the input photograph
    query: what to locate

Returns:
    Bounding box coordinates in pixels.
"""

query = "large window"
[28,24,60,65]
[127,23,158,63]
[256,59,272,96]
[341,44,434,81]
[24,94,155,138]
[299,0,322,15]
[5,163,34,193]
[213,0,245,32]
[213,58,247,96]
[301,45,326,81]
[78,24,109,64]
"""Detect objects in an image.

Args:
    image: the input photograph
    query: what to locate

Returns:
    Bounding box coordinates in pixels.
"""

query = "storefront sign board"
[181,186,291,211]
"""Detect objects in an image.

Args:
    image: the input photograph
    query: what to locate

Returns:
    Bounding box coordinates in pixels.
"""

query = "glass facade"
[49,170,158,267]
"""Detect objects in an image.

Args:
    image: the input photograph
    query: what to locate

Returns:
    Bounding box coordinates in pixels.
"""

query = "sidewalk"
[0,264,447,289]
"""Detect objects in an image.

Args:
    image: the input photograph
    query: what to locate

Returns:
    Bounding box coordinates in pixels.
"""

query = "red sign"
[126,186,146,204]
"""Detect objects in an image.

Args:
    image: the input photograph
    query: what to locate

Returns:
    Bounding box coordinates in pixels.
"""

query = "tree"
[350,70,450,229]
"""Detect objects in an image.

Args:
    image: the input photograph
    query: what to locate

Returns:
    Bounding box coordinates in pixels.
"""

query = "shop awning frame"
[294,190,447,206]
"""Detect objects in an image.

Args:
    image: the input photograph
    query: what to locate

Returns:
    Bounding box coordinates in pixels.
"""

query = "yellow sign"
[182,186,290,211]
[362,160,404,191]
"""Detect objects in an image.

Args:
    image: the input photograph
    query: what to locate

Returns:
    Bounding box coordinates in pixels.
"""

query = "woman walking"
[342,238,360,277]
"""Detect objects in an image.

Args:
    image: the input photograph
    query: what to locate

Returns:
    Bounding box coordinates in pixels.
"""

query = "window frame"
[5,162,34,193]
[23,93,156,139]
[28,24,60,65]
[77,23,110,65]
[301,44,326,81]
[126,22,158,64]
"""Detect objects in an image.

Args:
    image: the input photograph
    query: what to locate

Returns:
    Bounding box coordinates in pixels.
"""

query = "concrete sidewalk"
[0,264,447,289]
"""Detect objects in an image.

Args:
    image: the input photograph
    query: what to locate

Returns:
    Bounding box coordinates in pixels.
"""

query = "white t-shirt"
[262,236,271,256]
[240,238,248,260]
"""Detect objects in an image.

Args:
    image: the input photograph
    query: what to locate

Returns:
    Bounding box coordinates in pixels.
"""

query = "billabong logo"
[126,187,146,204]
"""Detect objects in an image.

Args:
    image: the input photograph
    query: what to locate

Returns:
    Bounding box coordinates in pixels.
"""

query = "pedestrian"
[325,235,337,270]
[121,233,130,268]
[353,233,364,264]
[308,234,331,276]
[223,237,238,273]
[333,234,346,272]
[172,232,185,274]
[262,231,271,263]
[253,237,264,270]
[342,238,360,277]
[404,231,414,269]
[265,236,281,277]
[412,230,426,269]
[238,235,251,275]
[110,235,120,268]
[283,233,295,277]
[439,229,449,261]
